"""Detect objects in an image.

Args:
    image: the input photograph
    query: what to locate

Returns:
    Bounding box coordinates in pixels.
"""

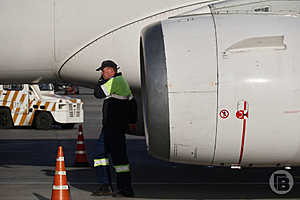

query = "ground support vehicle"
[0,84,84,129]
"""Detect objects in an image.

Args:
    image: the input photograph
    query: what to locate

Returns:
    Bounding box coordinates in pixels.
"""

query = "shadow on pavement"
[33,193,50,200]
[1,138,300,199]
[40,164,300,199]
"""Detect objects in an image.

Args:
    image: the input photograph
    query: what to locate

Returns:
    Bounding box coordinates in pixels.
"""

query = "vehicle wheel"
[61,123,75,129]
[0,108,13,129]
[35,112,53,130]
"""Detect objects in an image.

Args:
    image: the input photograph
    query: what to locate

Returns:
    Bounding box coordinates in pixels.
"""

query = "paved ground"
[0,88,300,199]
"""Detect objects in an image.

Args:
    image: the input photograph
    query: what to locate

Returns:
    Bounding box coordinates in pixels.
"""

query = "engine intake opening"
[140,22,170,161]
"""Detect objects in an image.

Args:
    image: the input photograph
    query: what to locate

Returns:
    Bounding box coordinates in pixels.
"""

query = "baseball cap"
[96,60,118,71]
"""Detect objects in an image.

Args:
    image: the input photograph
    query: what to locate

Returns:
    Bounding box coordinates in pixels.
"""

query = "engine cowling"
[140,15,218,164]
[140,13,300,167]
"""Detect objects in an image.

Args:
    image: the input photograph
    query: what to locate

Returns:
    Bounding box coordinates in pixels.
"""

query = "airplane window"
[3,84,24,91]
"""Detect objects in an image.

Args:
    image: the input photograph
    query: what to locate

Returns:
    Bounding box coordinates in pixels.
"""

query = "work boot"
[113,188,134,198]
[91,184,113,196]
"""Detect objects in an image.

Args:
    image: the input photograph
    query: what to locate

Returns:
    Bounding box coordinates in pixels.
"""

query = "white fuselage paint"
[0,0,218,86]
[0,1,55,82]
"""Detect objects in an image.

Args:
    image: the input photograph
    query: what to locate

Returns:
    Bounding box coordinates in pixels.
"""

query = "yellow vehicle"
[0,83,84,129]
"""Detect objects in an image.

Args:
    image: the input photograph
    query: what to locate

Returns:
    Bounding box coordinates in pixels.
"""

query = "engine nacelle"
[140,13,300,167]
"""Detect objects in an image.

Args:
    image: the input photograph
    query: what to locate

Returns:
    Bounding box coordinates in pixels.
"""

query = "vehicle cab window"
[3,84,24,91]
[39,83,54,91]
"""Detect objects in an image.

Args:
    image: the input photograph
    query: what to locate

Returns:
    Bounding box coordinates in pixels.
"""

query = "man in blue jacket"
[92,60,137,197]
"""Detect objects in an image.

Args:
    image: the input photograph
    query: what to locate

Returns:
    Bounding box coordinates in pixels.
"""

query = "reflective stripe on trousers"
[114,164,130,173]
[94,158,109,167]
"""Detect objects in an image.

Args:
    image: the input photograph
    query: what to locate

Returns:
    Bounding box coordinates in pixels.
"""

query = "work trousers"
[94,126,132,191]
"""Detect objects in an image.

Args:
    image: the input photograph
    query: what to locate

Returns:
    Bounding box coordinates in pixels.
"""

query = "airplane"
[1,0,300,168]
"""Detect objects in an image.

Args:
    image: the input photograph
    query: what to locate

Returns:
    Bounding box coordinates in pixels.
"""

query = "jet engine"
[140,13,300,167]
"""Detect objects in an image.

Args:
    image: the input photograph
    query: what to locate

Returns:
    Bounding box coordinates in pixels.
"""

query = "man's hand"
[128,124,137,133]
[97,75,107,85]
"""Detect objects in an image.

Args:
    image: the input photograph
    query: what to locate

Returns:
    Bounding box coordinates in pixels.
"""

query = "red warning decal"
[236,100,249,120]
[236,110,248,119]
[237,100,249,164]
[219,109,229,119]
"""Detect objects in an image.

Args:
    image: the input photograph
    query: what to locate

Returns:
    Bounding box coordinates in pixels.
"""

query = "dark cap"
[96,60,118,71]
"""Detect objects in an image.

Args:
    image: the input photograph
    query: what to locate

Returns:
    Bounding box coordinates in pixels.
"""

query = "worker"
[92,60,137,197]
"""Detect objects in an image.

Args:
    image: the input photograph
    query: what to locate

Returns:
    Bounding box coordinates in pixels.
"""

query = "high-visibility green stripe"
[103,76,132,97]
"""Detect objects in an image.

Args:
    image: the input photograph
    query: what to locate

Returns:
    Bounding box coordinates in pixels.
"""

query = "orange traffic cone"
[74,124,90,167]
[51,146,70,200]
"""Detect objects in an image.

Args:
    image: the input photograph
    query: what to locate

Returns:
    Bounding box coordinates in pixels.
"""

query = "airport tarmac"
[0,88,300,200]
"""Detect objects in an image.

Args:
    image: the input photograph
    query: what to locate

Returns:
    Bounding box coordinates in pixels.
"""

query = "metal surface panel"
[162,15,217,164]
[211,0,300,15]
[0,0,55,82]
[57,1,218,88]
[54,0,208,62]
[214,14,300,166]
